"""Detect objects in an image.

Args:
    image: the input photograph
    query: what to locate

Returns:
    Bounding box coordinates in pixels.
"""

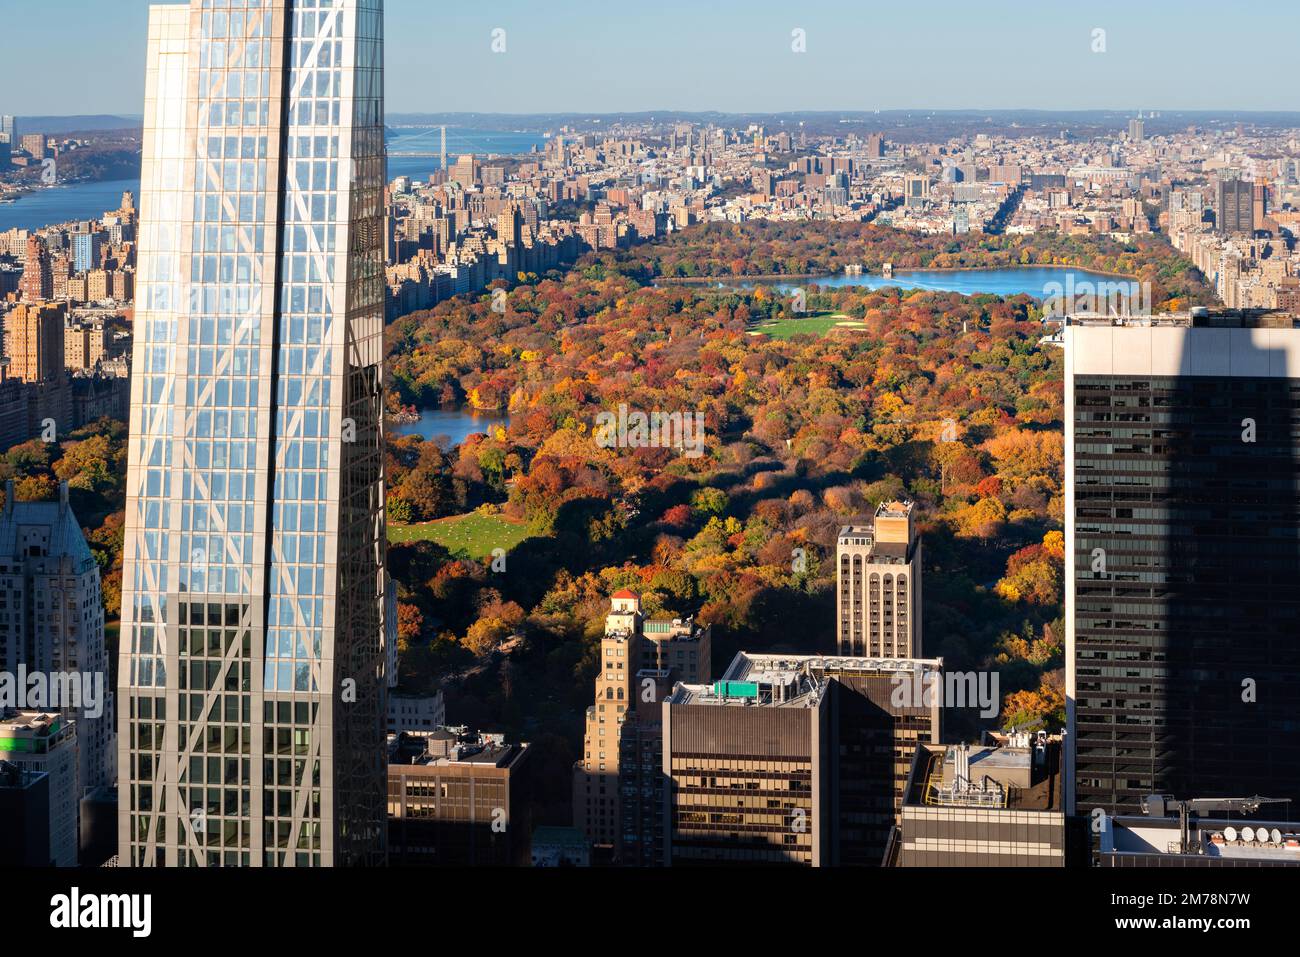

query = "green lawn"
[748,311,863,339]
[388,511,533,559]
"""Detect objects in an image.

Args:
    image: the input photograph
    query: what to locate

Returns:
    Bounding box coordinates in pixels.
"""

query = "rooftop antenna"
[1142,794,1292,855]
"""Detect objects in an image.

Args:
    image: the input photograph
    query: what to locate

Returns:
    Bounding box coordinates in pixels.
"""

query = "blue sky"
[8,0,1299,116]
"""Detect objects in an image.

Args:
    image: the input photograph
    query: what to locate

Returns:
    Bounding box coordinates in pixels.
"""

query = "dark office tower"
[119,0,389,867]
[0,761,53,867]
[1216,176,1254,234]
[1064,312,1300,819]
[663,653,941,866]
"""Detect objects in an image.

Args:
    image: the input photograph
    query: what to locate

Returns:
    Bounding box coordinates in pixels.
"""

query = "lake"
[735,266,1125,299]
[389,407,509,448]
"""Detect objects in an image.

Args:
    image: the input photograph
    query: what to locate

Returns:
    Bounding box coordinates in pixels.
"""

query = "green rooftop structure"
[712,680,759,699]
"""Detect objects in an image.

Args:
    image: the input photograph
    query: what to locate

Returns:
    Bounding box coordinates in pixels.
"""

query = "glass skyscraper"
[119,0,388,866]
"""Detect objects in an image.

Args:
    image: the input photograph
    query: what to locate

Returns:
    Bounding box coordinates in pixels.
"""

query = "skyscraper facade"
[0,711,79,866]
[836,501,922,657]
[3,301,66,385]
[573,591,711,864]
[663,652,943,866]
[118,0,389,867]
[71,232,102,275]
[0,482,114,795]
[19,236,52,302]
[1065,312,1300,817]
[1216,176,1254,234]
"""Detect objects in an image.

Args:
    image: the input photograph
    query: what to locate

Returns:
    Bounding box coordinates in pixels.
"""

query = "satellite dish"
[1242,826,1256,843]
[1271,828,1283,845]
[1224,826,1238,842]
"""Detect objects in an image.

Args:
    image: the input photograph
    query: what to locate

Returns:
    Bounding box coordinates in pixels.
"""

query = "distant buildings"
[0,299,127,443]
[63,319,108,371]
[903,174,931,208]
[0,189,137,313]
[1216,176,1254,234]
[383,178,581,320]
[4,299,65,385]
[18,236,51,301]
[70,232,101,275]
[387,727,533,866]
[836,501,922,657]
[1167,187,1204,231]
[1169,223,1295,312]
[19,133,47,161]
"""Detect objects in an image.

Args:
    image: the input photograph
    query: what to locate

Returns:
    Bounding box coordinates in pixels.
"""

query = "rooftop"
[642,615,707,641]
[723,651,942,683]
[668,672,824,708]
[875,500,914,519]
[387,727,526,769]
[1066,307,1299,329]
[0,710,65,736]
[1104,815,1300,864]
[904,733,1063,812]
[667,651,943,708]
[0,481,96,572]
[838,500,917,561]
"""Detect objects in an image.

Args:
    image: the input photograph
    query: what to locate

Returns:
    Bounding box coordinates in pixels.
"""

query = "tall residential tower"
[837,501,922,657]
[118,0,388,867]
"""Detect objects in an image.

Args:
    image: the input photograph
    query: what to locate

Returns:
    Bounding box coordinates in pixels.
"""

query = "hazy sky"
[7,0,1299,116]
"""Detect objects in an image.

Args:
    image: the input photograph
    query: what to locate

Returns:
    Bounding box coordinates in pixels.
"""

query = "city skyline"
[5,0,1300,116]
[7,0,1300,906]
